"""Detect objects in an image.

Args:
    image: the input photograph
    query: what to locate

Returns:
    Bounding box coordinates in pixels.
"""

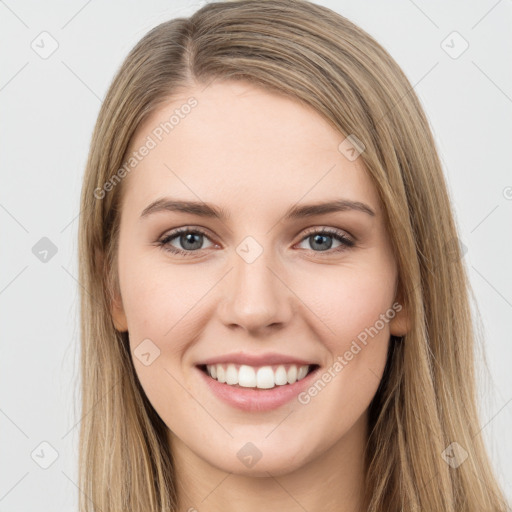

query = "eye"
[296,227,355,254]
[157,227,215,257]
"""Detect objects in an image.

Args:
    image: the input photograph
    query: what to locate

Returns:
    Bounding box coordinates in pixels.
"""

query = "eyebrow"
[139,197,376,221]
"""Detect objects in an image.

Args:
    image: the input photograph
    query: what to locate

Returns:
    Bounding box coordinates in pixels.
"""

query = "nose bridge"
[219,234,293,331]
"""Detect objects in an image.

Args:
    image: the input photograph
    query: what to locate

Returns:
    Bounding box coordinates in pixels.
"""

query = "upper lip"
[196,352,319,367]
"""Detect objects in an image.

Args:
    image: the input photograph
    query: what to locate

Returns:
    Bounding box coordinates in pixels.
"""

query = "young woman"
[77,1,510,510]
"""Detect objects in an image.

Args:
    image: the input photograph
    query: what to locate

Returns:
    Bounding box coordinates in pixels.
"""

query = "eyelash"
[156,226,355,257]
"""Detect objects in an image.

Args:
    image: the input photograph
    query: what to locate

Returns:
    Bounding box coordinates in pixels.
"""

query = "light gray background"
[1,0,511,510]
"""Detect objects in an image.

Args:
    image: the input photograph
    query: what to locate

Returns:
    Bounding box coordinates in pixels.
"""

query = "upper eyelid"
[301,226,353,238]
[160,226,215,243]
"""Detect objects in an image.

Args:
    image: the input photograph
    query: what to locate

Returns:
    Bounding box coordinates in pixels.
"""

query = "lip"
[195,351,318,367]
[195,364,321,412]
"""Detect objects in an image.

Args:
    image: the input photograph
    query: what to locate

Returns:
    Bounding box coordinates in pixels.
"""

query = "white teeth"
[238,365,256,387]
[216,365,226,383]
[287,365,297,384]
[274,365,288,385]
[297,365,308,380]
[226,364,238,385]
[256,366,275,389]
[205,363,312,389]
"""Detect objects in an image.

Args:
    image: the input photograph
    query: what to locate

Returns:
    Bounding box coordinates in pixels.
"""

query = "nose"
[217,242,294,335]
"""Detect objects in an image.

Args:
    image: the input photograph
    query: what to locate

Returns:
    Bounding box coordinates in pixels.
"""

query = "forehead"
[122,80,380,216]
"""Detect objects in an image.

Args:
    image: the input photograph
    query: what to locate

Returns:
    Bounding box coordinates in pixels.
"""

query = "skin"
[111,80,409,512]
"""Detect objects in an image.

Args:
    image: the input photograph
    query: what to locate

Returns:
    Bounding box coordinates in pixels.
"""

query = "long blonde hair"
[77,1,509,510]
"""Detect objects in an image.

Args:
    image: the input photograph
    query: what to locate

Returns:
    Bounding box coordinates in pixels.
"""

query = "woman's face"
[111,80,408,476]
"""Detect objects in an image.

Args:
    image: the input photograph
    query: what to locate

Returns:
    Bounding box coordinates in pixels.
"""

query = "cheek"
[289,263,394,420]
[120,255,203,339]
[118,258,209,418]
[292,259,396,349]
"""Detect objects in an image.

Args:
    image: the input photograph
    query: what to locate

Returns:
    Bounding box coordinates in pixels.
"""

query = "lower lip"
[196,365,320,412]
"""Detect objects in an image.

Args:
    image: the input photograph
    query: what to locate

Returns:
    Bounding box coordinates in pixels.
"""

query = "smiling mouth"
[197,363,320,390]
